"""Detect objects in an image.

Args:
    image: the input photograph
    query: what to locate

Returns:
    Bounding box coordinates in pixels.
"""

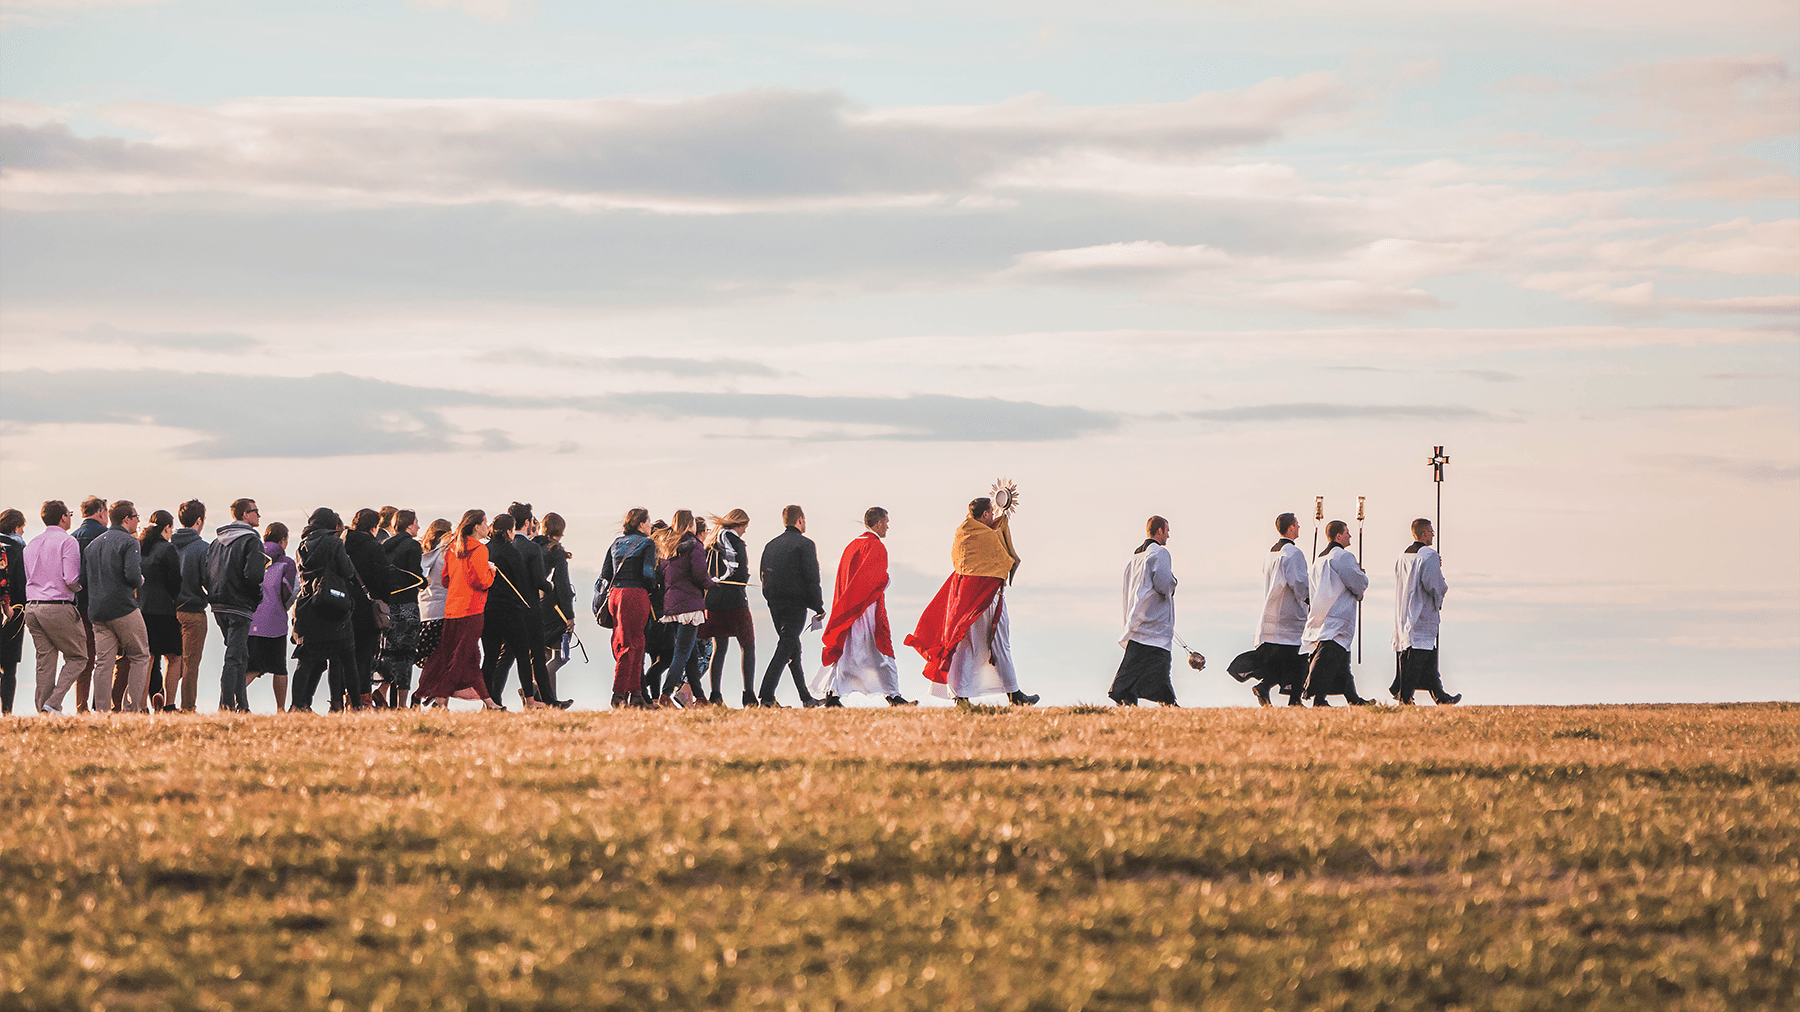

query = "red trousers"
[609,587,649,694]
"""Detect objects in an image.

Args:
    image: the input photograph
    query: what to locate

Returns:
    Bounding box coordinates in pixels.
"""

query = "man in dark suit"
[757,504,824,708]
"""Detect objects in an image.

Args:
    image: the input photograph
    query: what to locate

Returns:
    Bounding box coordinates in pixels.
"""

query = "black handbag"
[306,568,355,623]
[593,575,615,629]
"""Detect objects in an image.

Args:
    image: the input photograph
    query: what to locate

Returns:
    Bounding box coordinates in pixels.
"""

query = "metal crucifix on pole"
[1428,446,1449,555]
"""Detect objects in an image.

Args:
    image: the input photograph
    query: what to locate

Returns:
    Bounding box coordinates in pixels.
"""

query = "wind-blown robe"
[905,515,1020,699]
[811,531,898,697]
[1226,537,1311,687]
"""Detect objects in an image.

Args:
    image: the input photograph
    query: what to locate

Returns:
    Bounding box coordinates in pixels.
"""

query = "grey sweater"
[83,526,144,623]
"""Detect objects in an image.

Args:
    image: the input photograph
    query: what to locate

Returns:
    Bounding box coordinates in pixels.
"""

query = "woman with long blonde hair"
[415,510,503,709]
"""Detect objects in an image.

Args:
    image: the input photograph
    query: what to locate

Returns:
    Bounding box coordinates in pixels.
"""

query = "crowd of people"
[0,494,1455,716]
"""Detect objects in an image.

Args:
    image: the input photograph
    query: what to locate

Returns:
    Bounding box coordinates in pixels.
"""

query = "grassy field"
[2,703,1795,1012]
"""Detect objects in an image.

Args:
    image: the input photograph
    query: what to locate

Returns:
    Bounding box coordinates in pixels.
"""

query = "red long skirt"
[609,587,650,694]
[415,614,491,701]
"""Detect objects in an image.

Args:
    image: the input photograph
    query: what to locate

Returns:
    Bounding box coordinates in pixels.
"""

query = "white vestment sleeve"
[1150,549,1176,597]
[1336,551,1368,601]
[1420,551,1446,608]
[1286,551,1308,612]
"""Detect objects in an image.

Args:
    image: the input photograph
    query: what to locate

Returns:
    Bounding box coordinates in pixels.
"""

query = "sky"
[1,0,1795,710]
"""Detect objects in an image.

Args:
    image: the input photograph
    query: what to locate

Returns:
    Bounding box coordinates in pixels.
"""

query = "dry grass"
[3,703,1796,1011]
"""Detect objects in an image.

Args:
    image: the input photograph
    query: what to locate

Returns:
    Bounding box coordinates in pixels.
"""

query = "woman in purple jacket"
[248,521,299,711]
[653,510,715,707]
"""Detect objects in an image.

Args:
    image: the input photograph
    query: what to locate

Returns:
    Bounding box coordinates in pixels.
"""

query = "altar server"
[1390,518,1460,705]
[1227,512,1310,706]
[813,508,914,706]
[1109,515,1179,706]
[1301,520,1374,706]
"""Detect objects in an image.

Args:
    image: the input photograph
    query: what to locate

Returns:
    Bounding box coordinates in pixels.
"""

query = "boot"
[823,694,844,708]
[955,697,974,710]
[1252,684,1272,707]
[885,695,918,707]
[1434,692,1462,706]
[1007,690,1040,707]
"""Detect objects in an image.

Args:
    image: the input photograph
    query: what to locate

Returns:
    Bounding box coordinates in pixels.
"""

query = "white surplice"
[932,594,1018,700]
[1392,544,1448,651]
[1257,538,1308,647]
[1302,544,1367,653]
[811,603,900,698]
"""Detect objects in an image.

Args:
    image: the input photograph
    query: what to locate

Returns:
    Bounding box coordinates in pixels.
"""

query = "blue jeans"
[660,622,705,698]
[214,612,252,712]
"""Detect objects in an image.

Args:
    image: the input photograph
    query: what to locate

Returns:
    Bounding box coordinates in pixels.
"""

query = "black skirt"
[1110,640,1176,705]
[247,635,288,676]
[144,612,184,657]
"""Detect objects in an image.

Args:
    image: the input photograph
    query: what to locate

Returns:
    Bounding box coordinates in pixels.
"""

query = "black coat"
[759,526,822,612]
[344,530,394,605]
[484,534,537,616]
[706,529,750,611]
[295,530,357,645]
[382,532,424,607]
[534,535,574,629]
[138,538,185,616]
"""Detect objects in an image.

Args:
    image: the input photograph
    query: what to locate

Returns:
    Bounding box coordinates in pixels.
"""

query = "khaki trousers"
[91,611,151,713]
[174,610,208,711]
[24,602,88,713]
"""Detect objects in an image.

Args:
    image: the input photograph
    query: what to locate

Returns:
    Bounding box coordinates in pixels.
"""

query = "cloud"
[0,369,1116,456]
[576,391,1116,442]
[0,369,516,458]
[1186,403,1489,423]
[474,349,781,378]
[0,77,1351,212]
[64,323,263,353]
[1323,365,1522,383]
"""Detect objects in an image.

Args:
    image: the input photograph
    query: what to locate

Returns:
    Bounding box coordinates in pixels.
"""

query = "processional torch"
[1356,496,1365,663]
[1313,496,1324,558]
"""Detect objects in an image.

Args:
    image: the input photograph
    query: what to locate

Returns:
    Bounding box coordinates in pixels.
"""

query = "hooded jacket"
[251,541,299,638]
[295,525,356,644]
[203,520,267,619]
[172,526,210,613]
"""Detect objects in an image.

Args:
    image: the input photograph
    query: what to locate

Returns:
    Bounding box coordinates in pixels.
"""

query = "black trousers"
[293,638,357,712]
[351,604,379,700]
[758,605,816,704]
[1391,648,1447,702]
[482,608,544,703]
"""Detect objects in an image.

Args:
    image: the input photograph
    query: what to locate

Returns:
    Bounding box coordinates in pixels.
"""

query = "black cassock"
[1110,641,1176,705]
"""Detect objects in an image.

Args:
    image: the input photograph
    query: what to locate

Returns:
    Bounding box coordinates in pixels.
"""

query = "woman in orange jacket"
[416,509,504,709]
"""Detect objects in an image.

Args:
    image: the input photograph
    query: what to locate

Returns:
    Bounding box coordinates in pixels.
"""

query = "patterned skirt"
[415,618,445,665]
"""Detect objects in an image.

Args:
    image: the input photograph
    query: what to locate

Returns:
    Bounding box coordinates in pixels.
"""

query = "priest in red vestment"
[904,497,1040,707]
[811,508,914,706]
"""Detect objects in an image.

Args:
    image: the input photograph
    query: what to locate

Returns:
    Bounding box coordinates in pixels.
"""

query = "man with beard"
[813,507,914,707]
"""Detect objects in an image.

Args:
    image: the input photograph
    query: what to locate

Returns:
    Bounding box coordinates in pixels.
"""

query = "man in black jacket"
[482,513,546,707]
[757,505,824,708]
[202,497,267,712]
[506,503,563,708]
[343,508,395,710]
[377,509,424,708]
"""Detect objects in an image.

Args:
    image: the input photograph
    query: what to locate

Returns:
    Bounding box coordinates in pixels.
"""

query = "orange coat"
[443,537,495,619]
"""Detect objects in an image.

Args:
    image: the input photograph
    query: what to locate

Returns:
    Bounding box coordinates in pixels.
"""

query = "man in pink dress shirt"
[22,500,87,713]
